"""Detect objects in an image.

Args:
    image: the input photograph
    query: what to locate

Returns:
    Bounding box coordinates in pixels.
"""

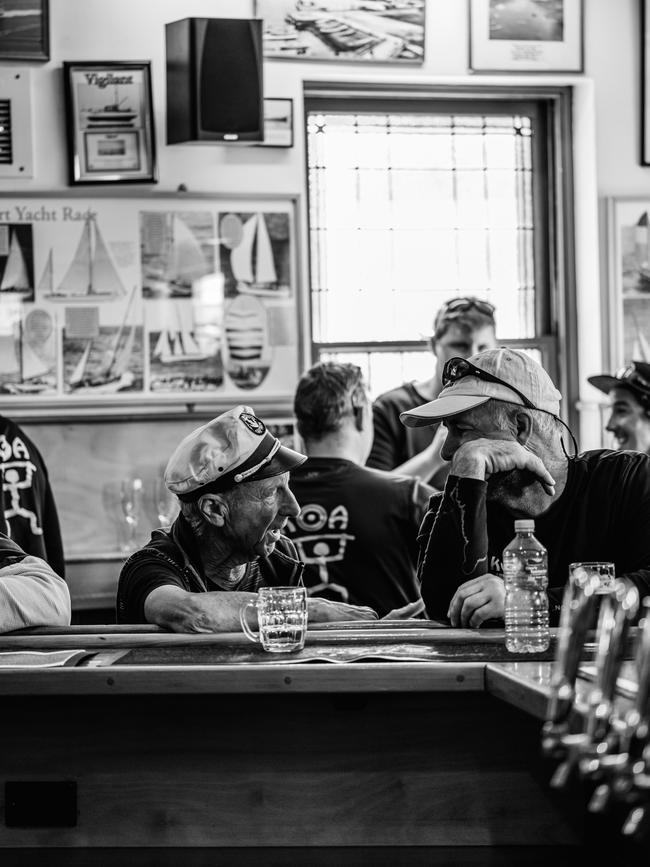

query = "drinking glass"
[239,586,308,653]
[569,562,616,595]
[120,477,143,553]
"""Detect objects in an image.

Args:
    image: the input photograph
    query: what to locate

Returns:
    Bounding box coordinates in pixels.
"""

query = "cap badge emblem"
[240,412,266,435]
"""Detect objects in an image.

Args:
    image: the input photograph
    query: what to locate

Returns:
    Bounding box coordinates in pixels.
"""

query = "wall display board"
[606,197,650,369]
[0,194,300,414]
[256,0,425,63]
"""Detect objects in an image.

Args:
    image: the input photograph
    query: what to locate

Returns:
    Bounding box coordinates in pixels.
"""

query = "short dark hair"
[433,296,496,343]
[294,362,366,442]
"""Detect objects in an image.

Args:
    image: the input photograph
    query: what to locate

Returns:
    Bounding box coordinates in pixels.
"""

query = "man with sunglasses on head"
[367,296,497,488]
[402,348,650,628]
[588,362,650,455]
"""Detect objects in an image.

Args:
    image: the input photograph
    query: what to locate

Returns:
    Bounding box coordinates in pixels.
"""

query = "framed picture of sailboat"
[605,198,650,373]
[63,61,157,185]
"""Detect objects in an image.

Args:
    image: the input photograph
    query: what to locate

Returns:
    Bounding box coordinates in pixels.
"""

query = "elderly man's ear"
[197,494,228,527]
[515,411,533,445]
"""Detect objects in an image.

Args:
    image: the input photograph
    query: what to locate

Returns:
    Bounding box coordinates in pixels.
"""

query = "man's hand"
[447,574,505,628]
[451,439,555,496]
[381,598,426,620]
[307,597,378,623]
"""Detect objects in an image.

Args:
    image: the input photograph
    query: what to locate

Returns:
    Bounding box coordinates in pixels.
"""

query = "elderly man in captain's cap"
[117,405,379,632]
[401,349,650,629]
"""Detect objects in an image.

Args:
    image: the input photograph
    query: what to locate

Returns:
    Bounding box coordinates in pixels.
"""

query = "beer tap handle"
[543,570,599,740]
[585,580,639,744]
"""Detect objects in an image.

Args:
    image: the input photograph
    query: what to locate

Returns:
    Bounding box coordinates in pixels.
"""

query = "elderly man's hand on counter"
[307,597,378,623]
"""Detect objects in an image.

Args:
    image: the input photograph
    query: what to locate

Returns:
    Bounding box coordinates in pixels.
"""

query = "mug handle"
[239,599,260,643]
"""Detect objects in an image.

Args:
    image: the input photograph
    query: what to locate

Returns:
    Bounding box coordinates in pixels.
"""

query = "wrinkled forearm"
[0,556,71,632]
[418,476,490,620]
[144,585,259,633]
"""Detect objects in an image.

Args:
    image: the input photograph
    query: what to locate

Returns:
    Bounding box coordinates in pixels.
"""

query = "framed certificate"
[63,61,157,185]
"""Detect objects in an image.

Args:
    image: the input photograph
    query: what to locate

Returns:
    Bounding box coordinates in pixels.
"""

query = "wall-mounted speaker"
[166,18,264,145]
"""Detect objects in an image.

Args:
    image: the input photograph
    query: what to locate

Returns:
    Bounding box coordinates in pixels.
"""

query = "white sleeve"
[0,555,71,632]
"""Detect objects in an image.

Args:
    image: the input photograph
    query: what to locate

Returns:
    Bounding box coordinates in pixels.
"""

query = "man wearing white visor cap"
[117,405,378,631]
[401,349,650,628]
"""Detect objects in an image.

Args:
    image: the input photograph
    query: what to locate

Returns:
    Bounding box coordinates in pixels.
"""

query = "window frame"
[303,82,577,429]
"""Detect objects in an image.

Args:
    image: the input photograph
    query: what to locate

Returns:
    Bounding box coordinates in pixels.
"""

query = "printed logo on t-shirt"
[0,435,43,537]
[286,503,354,602]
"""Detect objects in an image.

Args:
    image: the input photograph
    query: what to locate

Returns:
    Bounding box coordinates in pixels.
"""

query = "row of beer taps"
[542,574,650,841]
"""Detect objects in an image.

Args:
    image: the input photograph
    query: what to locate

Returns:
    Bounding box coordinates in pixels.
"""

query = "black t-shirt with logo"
[0,415,64,577]
[287,457,433,617]
[418,449,650,625]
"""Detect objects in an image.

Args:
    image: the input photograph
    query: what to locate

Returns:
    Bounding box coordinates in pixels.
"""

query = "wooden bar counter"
[0,624,640,865]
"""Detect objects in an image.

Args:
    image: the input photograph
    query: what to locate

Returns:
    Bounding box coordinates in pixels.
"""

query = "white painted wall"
[2,0,645,446]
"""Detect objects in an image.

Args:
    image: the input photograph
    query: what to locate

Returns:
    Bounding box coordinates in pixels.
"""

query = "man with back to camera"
[367,296,498,487]
[400,348,650,628]
[287,361,431,618]
[116,405,382,631]
[0,411,64,576]
[587,361,650,454]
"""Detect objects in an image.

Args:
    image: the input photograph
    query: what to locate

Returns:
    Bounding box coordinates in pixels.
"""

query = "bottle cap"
[514,519,535,531]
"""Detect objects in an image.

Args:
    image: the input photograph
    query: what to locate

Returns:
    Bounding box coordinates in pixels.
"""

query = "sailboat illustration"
[0,231,32,296]
[229,213,286,297]
[152,303,208,364]
[143,213,210,298]
[0,312,54,395]
[223,294,271,390]
[68,286,139,393]
[46,216,126,301]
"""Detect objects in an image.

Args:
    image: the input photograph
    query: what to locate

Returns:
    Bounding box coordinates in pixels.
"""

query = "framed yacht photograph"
[0,0,49,61]
[468,0,584,73]
[255,0,425,64]
[63,61,157,185]
[0,193,302,415]
[605,197,650,372]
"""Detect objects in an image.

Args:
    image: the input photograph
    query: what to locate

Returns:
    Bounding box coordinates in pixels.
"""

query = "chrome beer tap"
[576,581,640,786]
[586,598,650,816]
[541,568,600,779]
[546,579,639,789]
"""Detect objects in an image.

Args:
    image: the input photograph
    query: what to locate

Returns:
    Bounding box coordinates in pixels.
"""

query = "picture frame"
[255,0,425,64]
[605,197,650,372]
[0,193,302,416]
[643,0,650,165]
[0,0,49,62]
[468,0,584,73]
[63,62,157,186]
[257,98,294,148]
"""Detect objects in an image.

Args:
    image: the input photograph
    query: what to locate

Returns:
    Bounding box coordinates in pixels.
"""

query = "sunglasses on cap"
[442,357,537,410]
[438,298,496,318]
[615,362,650,394]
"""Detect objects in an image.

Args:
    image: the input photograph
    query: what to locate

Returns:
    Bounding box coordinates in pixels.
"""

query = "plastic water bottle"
[502,519,550,653]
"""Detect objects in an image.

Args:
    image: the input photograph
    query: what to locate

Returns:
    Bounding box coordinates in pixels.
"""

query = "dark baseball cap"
[588,362,650,409]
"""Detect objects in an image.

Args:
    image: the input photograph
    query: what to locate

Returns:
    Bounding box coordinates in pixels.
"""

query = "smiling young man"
[367,296,497,487]
[588,362,650,454]
[401,349,650,628]
[117,406,378,631]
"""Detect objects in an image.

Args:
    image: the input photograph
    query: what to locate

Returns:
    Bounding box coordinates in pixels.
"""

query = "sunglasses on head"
[439,298,496,318]
[442,357,537,410]
[616,362,650,394]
